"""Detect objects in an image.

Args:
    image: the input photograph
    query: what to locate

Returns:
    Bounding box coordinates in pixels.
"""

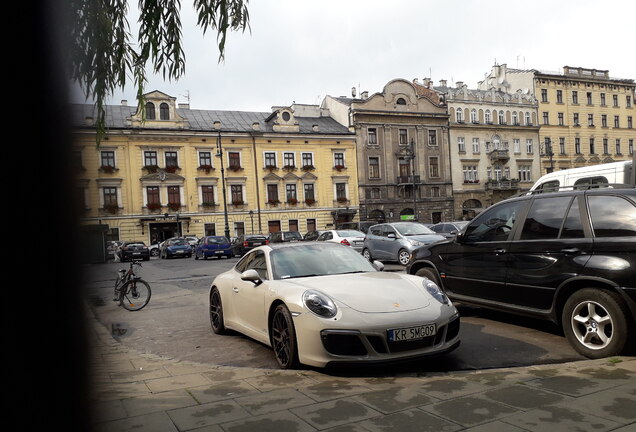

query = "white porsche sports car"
[209,242,460,369]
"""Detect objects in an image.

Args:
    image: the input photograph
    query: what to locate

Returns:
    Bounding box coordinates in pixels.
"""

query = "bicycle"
[113,260,151,311]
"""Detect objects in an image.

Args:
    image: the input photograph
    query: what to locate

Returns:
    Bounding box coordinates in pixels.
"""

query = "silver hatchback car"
[362,222,446,265]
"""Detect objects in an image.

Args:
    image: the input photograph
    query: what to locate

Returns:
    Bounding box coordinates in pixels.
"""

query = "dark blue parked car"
[160,237,192,259]
[195,236,232,260]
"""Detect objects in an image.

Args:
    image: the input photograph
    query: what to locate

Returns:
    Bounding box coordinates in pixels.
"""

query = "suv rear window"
[520,197,573,240]
[588,195,636,237]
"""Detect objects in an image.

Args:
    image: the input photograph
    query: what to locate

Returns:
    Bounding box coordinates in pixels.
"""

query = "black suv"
[407,187,636,358]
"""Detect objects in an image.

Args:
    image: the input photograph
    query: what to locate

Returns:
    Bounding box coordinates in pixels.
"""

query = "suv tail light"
[243,241,249,247]
[265,240,269,245]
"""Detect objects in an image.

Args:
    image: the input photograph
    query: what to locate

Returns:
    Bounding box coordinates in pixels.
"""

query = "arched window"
[146,102,156,120]
[485,110,492,123]
[470,109,477,123]
[498,110,505,124]
[512,111,518,125]
[160,103,170,120]
[396,97,406,105]
[456,108,464,123]
[525,112,531,125]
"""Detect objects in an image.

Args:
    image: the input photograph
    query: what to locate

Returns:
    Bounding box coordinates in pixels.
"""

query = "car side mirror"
[241,269,263,286]
[372,260,385,271]
[387,233,397,239]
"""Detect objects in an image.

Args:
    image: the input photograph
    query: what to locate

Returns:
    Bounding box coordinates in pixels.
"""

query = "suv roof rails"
[524,183,635,196]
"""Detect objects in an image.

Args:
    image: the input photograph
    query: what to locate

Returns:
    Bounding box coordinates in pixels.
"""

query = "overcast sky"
[69,0,635,113]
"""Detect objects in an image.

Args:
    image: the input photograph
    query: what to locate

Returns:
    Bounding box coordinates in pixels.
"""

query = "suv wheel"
[562,288,632,358]
[415,267,441,287]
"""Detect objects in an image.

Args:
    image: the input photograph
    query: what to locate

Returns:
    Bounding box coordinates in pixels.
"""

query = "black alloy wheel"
[209,288,226,334]
[271,304,299,369]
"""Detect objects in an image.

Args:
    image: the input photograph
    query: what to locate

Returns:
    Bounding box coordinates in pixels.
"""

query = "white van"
[529,161,634,193]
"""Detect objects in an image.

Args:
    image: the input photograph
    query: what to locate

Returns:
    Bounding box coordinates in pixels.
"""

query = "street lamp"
[249,210,254,235]
[216,126,231,240]
[407,138,418,221]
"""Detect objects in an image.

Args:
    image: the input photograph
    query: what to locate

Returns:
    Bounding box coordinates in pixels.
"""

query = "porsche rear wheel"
[271,304,299,369]
[209,288,226,335]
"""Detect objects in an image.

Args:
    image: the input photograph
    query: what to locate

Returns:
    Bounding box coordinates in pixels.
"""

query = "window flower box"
[336,197,349,203]
[228,165,243,172]
[165,165,180,173]
[304,198,316,206]
[282,165,296,171]
[197,165,214,174]
[147,202,162,211]
[334,164,346,171]
[232,199,245,206]
[301,164,315,171]
[167,202,181,211]
[201,202,216,208]
[265,164,278,171]
[103,203,119,214]
[287,197,298,205]
[267,199,281,206]
[99,165,117,174]
[143,165,159,173]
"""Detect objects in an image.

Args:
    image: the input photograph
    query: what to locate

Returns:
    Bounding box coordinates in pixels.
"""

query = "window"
[146,186,160,206]
[168,186,180,207]
[267,184,279,203]
[429,157,439,178]
[518,165,532,182]
[573,113,580,126]
[368,128,377,145]
[231,185,243,204]
[234,222,245,237]
[600,93,606,105]
[614,115,620,128]
[589,138,595,154]
[513,139,520,153]
[165,151,178,169]
[464,200,526,242]
[520,196,572,240]
[457,137,465,152]
[526,139,533,154]
[498,111,505,124]
[304,184,315,201]
[471,109,478,123]
[202,185,215,204]
[541,89,548,102]
[616,139,621,154]
[428,130,437,146]
[575,138,581,154]
[586,92,593,105]
[613,94,619,107]
[396,97,406,105]
[589,196,636,237]
[302,152,313,168]
[264,152,276,168]
[629,139,634,155]
[368,157,380,179]
[399,129,408,144]
[366,187,381,199]
[525,112,531,125]
[602,115,608,128]
[556,90,563,104]
[288,220,298,232]
[572,91,578,104]
[603,138,609,154]
[335,183,347,201]
[463,165,478,183]
[456,108,464,123]
[146,102,155,119]
[559,137,566,154]
[100,151,115,168]
[588,114,594,126]
[629,116,633,128]
[334,152,345,168]
[512,111,518,125]
[542,112,549,125]
[627,95,632,108]
[286,184,297,202]
[228,152,241,169]
[160,103,170,120]
[561,198,584,239]
[199,151,212,168]
[558,112,564,125]
[472,138,480,153]
[144,151,157,167]
[307,218,316,232]
[283,152,295,168]
[431,187,440,197]
[103,187,118,206]
[485,110,492,123]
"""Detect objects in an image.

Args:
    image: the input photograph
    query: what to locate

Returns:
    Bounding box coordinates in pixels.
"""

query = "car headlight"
[423,279,449,305]
[408,239,425,247]
[303,290,337,318]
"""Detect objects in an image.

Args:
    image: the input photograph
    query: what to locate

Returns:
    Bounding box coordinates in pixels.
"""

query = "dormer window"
[146,102,156,120]
[282,111,291,121]
[160,103,170,120]
[396,97,406,105]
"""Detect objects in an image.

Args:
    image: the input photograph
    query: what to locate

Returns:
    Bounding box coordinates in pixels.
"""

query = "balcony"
[485,179,519,191]
[397,175,420,185]
[488,149,510,163]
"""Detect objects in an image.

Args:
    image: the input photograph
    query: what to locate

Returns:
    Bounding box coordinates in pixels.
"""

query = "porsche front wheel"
[271,304,299,369]
[209,288,227,335]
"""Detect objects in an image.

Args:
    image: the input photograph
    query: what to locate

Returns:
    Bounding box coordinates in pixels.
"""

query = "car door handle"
[493,248,506,255]
[233,287,239,293]
[561,248,581,255]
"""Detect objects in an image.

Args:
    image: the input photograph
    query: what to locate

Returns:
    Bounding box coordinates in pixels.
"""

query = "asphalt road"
[84,255,585,375]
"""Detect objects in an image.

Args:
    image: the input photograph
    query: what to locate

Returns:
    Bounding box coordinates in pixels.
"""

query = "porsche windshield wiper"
[281,274,320,279]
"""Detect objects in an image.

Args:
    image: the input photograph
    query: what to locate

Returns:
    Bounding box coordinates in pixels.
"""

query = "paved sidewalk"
[87,308,635,432]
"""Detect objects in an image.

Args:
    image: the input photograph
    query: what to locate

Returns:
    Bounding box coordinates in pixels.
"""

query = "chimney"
[439,79,447,87]
[252,122,260,131]
[213,121,221,130]
[423,78,431,88]
[312,124,320,132]
[456,81,464,88]
[413,78,420,85]
[121,100,127,106]
[361,91,369,99]
[178,103,190,109]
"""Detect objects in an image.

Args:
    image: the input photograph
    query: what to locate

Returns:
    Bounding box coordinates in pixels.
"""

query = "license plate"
[215,250,223,254]
[387,324,436,342]
[133,252,141,255]
[177,250,184,254]
[253,242,262,246]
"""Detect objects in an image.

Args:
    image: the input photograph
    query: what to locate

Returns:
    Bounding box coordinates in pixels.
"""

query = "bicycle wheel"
[119,279,151,311]
[114,276,124,301]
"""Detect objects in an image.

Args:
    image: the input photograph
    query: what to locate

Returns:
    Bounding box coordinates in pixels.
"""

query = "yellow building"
[479,64,635,174]
[73,91,358,245]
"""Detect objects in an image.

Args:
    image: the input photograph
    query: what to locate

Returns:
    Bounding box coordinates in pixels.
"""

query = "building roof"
[71,103,354,135]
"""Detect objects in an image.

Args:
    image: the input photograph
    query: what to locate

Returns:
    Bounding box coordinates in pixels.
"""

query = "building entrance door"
[149,222,181,244]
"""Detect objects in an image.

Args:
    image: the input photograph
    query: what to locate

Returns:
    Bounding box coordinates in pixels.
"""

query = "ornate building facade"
[323,79,453,224]
[73,91,358,244]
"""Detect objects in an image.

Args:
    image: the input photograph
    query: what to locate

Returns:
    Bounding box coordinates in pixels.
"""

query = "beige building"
[479,64,635,174]
[434,80,541,218]
[73,91,358,246]
[323,79,453,224]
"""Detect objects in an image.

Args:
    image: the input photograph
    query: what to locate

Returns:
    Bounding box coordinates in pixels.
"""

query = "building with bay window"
[73,91,357,245]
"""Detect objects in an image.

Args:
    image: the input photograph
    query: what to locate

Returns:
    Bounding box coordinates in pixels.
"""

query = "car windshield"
[336,230,364,237]
[170,239,188,246]
[207,237,228,244]
[394,223,435,236]
[270,244,376,280]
